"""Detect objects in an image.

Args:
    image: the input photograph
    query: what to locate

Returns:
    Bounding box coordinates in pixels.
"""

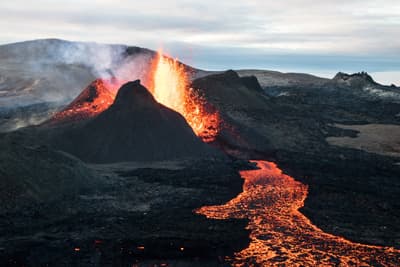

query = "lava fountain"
[197,160,400,266]
[149,50,220,142]
[50,50,220,140]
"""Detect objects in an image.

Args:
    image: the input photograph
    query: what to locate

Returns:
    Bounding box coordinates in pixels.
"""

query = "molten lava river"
[197,161,400,266]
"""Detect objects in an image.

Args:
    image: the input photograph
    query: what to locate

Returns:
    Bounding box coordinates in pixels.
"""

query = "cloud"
[0,0,399,79]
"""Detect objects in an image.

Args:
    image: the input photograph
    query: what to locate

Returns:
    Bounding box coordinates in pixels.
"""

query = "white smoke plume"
[36,39,155,82]
[0,39,156,131]
[0,39,156,102]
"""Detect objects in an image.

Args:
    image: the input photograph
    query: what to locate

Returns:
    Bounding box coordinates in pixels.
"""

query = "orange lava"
[149,50,220,142]
[51,79,121,123]
[197,160,400,266]
[51,51,219,140]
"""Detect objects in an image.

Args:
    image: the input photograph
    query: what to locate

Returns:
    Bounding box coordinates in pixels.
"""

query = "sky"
[1,0,399,84]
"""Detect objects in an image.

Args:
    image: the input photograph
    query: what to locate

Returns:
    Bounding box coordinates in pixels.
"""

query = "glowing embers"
[150,50,220,142]
[52,79,121,123]
[197,161,400,266]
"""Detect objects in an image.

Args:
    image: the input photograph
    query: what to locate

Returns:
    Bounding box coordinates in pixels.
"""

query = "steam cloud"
[0,39,156,131]
[39,40,155,83]
[52,40,154,81]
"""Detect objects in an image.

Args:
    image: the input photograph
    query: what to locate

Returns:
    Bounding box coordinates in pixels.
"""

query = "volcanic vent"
[149,51,220,142]
[48,51,221,144]
[49,79,121,124]
[44,80,221,163]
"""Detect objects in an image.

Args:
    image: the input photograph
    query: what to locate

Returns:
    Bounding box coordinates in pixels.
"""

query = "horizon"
[2,38,398,86]
[1,2,400,266]
[1,0,399,85]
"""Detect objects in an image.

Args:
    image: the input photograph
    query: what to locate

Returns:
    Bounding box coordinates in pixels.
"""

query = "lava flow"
[149,50,220,142]
[197,160,400,266]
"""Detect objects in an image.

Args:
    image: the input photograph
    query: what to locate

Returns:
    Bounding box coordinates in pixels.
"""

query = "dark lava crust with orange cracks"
[47,79,118,124]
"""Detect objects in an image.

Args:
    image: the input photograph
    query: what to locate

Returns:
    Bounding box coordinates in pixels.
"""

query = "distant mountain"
[0,39,156,131]
[237,69,400,103]
[332,71,377,87]
[0,39,154,108]
[327,71,400,102]
[236,69,329,89]
[39,80,221,163]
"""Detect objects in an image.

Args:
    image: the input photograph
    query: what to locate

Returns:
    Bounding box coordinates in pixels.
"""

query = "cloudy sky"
[1,0,399,84]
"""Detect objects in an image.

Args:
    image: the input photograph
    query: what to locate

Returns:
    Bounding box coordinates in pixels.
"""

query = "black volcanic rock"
[332,71,377,89]
[44,80,220,163]
[0,133,97,214]
[239,75,264,93]
[192,70,274,155]
[112,80,154,108]
[333,71,376,82]
[192,70,269,109]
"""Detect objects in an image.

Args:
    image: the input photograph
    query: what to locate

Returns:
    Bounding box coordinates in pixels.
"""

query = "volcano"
[48,79,118,124]
[2,39,400,266]
[43,80,220,163]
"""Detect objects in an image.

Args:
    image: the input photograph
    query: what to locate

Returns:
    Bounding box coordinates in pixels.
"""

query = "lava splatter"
[150,50,220,142]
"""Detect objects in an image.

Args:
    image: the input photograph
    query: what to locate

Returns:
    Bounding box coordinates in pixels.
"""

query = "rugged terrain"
[0,138,249,266]
[1,39,400,265]
[191,70,400,247]
[0,79,249,265]
[37,80,220,163]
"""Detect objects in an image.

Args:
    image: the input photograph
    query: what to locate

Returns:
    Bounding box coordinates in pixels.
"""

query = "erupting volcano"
[42,80,221,163]
[149,50,220,142]
[2,38,400,267]
[30,46,400,266]
[50,50,221,142]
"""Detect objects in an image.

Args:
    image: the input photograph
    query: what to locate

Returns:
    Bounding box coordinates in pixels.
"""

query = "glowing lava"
[150,50,220,142]
[197,160,400,266]
[51,79,121,123]
[51,51,220,140]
